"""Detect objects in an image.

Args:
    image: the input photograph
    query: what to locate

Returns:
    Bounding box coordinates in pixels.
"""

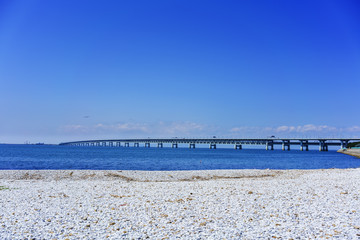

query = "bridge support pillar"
[209,143,216,149]
[189,143,196,148]
[234,144,242,150]
[266,141,274,150]
[300,140,309,151]
[172,143,178,148]
[125,142,129,147]
[340,140,349,149]
[102,142,106,147]
[109,142,114,147]
[319,140,328,151]
[158,143,163,148]
[282,140,290,151]
[96,142,100,147]
[145,143,150,148]
[116,142,121,147]
[134,143,139,147]
[300,145,309,151]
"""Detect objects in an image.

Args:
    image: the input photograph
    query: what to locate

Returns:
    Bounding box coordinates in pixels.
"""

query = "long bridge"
[59,138,360,151]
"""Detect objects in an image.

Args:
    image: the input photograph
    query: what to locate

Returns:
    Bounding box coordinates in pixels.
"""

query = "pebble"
[0,169,359,239]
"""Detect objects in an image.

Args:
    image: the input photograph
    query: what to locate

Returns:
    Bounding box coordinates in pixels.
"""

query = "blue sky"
[0,0,359,143]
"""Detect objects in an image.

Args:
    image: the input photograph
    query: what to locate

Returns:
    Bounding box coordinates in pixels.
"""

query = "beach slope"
[0,169,360,239]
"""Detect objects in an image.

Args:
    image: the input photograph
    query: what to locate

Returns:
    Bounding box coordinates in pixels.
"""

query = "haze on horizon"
[0,0,359,144]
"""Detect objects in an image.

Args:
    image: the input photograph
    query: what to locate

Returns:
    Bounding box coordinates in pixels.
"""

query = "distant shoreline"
[337,148,360,158]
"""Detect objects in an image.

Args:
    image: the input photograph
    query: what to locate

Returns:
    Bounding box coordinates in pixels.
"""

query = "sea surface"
[0,144,359,170]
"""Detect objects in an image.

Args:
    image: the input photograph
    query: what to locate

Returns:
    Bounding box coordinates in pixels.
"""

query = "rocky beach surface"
[1,169,360,239]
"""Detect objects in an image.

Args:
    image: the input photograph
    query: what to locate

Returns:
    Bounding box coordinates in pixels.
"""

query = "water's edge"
[337,149,360,158]
[1,168,359,182]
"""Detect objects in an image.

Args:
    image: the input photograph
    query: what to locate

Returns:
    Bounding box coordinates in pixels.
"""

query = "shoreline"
[1,169,360,238]
[0,167,358,181]
[337,148,360,158]
[0,169,304,182]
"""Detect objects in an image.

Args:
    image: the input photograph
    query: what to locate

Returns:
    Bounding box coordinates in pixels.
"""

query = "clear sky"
[0,0,359,143]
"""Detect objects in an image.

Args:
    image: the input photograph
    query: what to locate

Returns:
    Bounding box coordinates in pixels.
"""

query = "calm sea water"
[0,144,359,170]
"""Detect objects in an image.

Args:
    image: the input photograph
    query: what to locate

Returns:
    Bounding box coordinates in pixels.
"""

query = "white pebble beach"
[1,169,360,239]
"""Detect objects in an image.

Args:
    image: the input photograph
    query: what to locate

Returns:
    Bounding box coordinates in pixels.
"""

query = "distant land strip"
[337,148,360,158]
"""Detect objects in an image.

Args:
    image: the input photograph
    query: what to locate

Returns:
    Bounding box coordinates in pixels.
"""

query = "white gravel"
[0,169,360,239]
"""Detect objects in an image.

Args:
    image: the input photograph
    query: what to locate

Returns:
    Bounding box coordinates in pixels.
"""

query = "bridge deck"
[59,138,360,151]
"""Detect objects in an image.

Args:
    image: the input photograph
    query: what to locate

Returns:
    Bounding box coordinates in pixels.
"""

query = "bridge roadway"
[59,138,360,151]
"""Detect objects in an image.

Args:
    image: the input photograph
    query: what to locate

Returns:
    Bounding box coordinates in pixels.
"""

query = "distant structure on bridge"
[59,138,360,151]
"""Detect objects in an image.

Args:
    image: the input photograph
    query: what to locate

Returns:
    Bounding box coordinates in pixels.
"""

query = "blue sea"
[0,144,359,170]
